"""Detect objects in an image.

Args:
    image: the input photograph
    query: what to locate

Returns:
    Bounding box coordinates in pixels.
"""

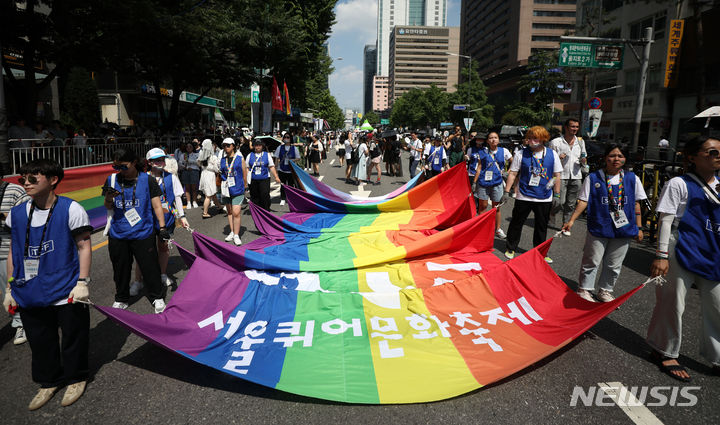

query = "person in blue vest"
[247,139,281,211]
[503,126,563,263]
[561,144,647,302]
[103,148,170,313]
[646,135,720,382]
[273,134,300,207]
[219,137,247,246]
[423,136,447,177]
[466,133,486,211]
[473,131,513,238]
[128,148,190,296]
[3,159,93,409]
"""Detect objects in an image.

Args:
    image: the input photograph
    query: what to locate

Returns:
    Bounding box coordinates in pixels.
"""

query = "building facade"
[388,26,460,104]
[373,76,389,112]
[363,44,378,114]
[377,0,448,77]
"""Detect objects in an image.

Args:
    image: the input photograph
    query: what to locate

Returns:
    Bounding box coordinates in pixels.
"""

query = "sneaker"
[280,200,286,206]
[561,230,572,236]
[129,280,143,296]
[61,381,86,407]
[192,202,199,209]
[495,228,507,239]
[161,274,174,287]
[111,301,129,310]
[544,256,554,264]
[28,387,57,411]
[13,327,27,345]
[576,289,596,302]
[224,232,235,242]
[504,250,515,259]
[153,299,166,314]
[596,289,615,303]
[233,234,242,246]
[185,203,192,210]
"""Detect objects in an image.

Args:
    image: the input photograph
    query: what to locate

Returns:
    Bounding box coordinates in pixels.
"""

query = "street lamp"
[446,52,472,130]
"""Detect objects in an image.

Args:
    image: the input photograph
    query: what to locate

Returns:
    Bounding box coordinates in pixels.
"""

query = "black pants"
[505,199,552,252]
[21,303,90,387]
[278,171,295,201]
[250,177,271,210]
[109,235,164,303]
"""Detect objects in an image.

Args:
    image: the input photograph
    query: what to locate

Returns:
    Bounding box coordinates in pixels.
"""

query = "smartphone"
[102,185,121,197]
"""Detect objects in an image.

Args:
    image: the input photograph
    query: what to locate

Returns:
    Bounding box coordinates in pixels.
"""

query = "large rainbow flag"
[97,239,643,404]
[290,161,423,204]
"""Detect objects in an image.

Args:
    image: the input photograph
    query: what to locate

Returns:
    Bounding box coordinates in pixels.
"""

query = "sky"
[328,0,461,111]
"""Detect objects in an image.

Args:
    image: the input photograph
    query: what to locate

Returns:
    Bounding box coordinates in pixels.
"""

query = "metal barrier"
[7,137,187,174]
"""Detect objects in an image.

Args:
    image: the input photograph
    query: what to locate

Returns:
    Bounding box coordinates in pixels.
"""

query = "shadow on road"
[88,317,132,383]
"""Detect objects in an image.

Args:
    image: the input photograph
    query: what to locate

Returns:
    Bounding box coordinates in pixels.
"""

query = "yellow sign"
[358,113,363,119]
[663,19,684,88]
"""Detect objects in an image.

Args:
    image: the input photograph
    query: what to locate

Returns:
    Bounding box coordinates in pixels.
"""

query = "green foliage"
[61,67,101,131]
[234,97,252,126]
[449,62,494,130]
[363,111,380,125]
[501,103,545,126]
[390,85,451,129]
[518,51,566,126]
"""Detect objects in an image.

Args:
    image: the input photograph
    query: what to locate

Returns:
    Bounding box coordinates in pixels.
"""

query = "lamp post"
[446,52,472,130]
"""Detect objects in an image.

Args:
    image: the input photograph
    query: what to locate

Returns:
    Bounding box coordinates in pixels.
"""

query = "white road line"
[330,159,335,165]
[598,382,664,425]
[318,175,324,181]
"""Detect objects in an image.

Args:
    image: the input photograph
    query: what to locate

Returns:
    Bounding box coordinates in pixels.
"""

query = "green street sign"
[380,119,390,125]
[558,43,624,69]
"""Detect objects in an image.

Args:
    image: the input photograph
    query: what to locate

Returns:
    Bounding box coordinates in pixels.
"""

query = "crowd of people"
[1,119,718,410]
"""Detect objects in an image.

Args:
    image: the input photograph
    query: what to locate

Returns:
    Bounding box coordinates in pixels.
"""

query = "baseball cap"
[146,147,167,160]
[222,137,235,146]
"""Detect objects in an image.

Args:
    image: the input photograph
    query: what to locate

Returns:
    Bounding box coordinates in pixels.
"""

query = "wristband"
[655,250,669,259]
[553,193,561,198]
[179,215,186,219]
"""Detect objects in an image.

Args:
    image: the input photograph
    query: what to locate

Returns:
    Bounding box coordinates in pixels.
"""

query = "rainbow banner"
[291,161,423,204]
[285,162,471,213]
[5,164,112,229]
[97,239,642,404]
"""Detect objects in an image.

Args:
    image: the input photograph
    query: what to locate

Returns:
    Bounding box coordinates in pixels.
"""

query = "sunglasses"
[112,164,129,171]
[704,149,720,158]
[18,175,39,185]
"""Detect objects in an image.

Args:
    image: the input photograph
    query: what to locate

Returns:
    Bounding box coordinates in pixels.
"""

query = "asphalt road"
[1,154,717,424]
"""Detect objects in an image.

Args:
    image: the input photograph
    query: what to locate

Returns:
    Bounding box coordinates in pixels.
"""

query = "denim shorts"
[221,194,245,206]
[476,184,503,202]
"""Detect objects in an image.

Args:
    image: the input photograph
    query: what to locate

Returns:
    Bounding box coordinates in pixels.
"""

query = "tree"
[517,51,566,126]
[60,67,100,131]
[501,103,548,127]
[390,85,450,129]
[449,62,494,130]
[363,111,380,126]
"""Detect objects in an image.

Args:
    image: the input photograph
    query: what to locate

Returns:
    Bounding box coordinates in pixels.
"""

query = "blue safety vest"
[278,145,296,173]
[248,152,270,180]
[108,172,155,240]
[479,148,505,187]
[518,147,555,199]
[10,196,79,307]
[675,174,720,281]
[220,154,246,197]
[586,170,638,238]
[467,147,483,177]
[428,146,444,172]
[155,172,175,230]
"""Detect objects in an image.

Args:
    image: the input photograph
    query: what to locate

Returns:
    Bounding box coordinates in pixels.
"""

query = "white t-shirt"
[656,175,720,226]
[6,199,91,306]
[510,147,563,202]
[410,139,424,160]
[344,140,352,159]
[273,145,301,173]
[178,151,200,171]
[245,152,275,169]
[482,147,512,166]
[579,170,647,202]
[548,136,586,180]
[153,173,184,201]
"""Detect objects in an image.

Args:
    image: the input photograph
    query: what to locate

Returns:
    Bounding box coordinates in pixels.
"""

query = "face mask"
[529,141,542,149]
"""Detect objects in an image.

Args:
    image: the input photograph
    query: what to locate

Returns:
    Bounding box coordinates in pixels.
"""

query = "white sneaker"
[225,232,235,242]
[233,234,242,246]
[13,327,27,345]
[561,230,571,236]
[129,280,143,296]
[153,299,166,314]
[185,203,192,210]
[576,289,596,302]
[192,202,199,209]
[112,301,129,310]
[161,274,174,287]
[544,256,554,264]
[495,228,507,239]
[280,200,286,206]
[504,250,515,259]
[596,289,615,303]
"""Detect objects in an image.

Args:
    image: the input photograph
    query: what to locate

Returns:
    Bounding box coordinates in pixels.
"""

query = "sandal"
[650,351,691,382]
[202,213,211,219]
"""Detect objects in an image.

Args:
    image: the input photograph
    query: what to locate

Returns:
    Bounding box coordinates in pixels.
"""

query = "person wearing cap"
[274,134,300,206]
[424,137,448,177]
[219,138,247,245]
[129,148,189,295]
[473,131,512,238]
[247,139,281,210]
[103,148,169,313]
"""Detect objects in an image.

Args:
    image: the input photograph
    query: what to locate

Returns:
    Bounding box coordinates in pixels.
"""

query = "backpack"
[349,146,359,164]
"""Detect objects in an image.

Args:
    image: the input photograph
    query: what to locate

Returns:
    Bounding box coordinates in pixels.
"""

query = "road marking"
[318,175,324,182]
[598,382,664,425]
[350,183,372,198]
[330,159,335,165]
[92,239,109,251]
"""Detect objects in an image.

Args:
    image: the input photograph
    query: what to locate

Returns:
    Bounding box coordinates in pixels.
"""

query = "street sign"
[558,43,624,69]
[587,109,603,138]
[463,118,474,131]
[440,122,454,128]
[251,83,260,103]
[380,119,390,125]
[588,97,602,109]
[453,104,468,111]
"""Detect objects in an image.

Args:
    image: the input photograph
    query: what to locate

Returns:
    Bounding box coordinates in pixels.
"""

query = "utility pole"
[631,27,654,153]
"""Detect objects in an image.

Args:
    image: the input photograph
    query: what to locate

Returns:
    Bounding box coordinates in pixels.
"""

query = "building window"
[533,0,576,3]
[532,35,561,42]
[630,13,665,41]
[533,10,576,17]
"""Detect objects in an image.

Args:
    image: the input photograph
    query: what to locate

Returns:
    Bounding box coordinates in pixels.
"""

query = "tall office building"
[388,26,460,104]
[460,0,577,79]
[377,0,448,77]
[363,44,378,114]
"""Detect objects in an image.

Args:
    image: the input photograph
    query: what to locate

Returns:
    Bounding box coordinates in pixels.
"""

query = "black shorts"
[337,149,346,157]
